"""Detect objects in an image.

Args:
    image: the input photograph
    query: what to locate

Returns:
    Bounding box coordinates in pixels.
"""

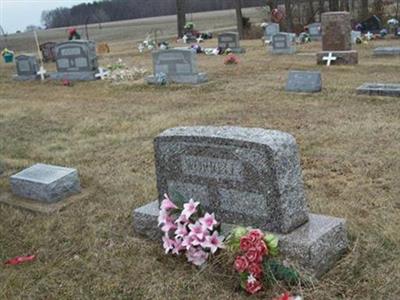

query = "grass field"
[1,11,400,299]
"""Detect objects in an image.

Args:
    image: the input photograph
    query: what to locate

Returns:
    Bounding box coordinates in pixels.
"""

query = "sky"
[0,0,94,33]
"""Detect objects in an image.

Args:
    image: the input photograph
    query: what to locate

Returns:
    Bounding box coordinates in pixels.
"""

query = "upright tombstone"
[39,42,57,62]
[146,49,207,84]
[14,55,40,81]
[265,23,280,41]
[271,33,296,54]
[217,32,245,53]
[286,71,322,93]
[49,40,99,80]
[307,23,322,41]
[10,163,81,203]
[317,12,358,65]
[133,126,348,278]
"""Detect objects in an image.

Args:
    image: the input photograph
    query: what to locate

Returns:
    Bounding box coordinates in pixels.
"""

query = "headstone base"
[146,73,208,85]
[132,200,348,278]
[317,50,358,65]
[373,47,400,56]
[10,164,81,203]
[271,47,297,55]
[49,71,97,81]
[13,75,40,81]
[357,83,400,97]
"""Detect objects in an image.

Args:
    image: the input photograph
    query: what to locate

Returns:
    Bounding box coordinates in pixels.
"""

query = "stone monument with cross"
[271,33,296,54]
[146,49,207,84]
[14,55,40,81]
[132,126,348,278]
[217,32,245,53]
[317,12,358,65]
[49,40,99,80]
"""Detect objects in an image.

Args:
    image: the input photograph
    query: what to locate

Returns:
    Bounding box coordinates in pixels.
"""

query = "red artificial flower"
[245,279,262,294]
[4,255,36,266]
[234,255,249,273]
[248,229,264,242]
[273,292,295,300]
[248,262,263,278]
[240,236,253,252]
[245,247,260,263]
[254,239,268,256]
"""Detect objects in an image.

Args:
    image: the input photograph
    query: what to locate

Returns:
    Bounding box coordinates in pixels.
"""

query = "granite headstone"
[357,83,400,97]
[218,32,245,53]
[265,23,280,41]
[271,33,296,54]
[307,23,322,41]
[286,71,322,93]
[373,47,400,56]
[10,164,81,203]
[14,55,40,81]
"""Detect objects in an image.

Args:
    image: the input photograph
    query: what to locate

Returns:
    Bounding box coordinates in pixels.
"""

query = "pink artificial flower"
[201,231,225,254]
[175,222,189,238]
[181,199,200,219]
[181,234,197,250]
[162,234,175,254]
[158,209,169,226]
[188,221,207,240]
[161,216,177,233]
[160,194,178,211]
[186,247,209,266]
[175,213,189,225]
[199,212,218,230]
[172,238,184,255]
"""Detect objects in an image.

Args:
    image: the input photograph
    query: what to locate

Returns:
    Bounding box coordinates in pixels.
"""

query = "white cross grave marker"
[365,31,373,40]
[323,52,337,66]
[182,35,188,44]
[196,36,204,44]
[138,43,144,53]
[95,67,109,80]
[37,66,47,81]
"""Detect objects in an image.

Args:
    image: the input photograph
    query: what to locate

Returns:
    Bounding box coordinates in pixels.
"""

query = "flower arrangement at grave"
[158,193,302,296]
[105,58,147,83]
[224,53,240,65]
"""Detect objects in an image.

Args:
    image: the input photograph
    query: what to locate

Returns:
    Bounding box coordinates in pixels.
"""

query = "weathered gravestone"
[317,12,358,65]
[217,32,245,53]
[146,49,207,84]
[265,23,280,41]
[357,83,400,97]
[39,42,57,62]
[271,33,296,54]
[286,71,322,93]
[14,55,40,81]
[49,40,99,80]
[10,164,81,203]
[133,126,348,278]
[373,47,400,56]
[307,23,322,41]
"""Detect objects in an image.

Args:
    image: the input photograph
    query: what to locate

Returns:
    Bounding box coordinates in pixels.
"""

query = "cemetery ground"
[1,36,400,299]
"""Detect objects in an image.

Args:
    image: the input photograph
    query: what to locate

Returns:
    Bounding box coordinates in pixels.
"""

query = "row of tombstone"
[15,40,99,81]
[1,126,348,279]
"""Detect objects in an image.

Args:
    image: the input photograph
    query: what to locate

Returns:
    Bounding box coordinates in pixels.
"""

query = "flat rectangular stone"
[146,73,207,85]
[373,47,400,56]
[154,127,309,234]
[132,201,348,279]
[286,71,322,93]
[317,50,358,65]
[357,83,400,97]
[10,163,80,203]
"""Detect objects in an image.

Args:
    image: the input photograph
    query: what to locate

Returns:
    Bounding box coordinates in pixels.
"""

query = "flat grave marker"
[286,71,322,93]
[357,83,400,97]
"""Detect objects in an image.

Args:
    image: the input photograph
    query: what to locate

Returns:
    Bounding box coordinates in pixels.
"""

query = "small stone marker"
[217,32,245,53]
[351,31,362,44]
[146,49,207,84]
[14,55,40,81]
[317,12,358,65]
[49,40,99,81]
[322,52,337,66]
[286,71,322,93]
[271,33,296,54]
[265,23,280,41]
[307,23,321,41]
[133,126,348,278]
[357,83,400,97]
[373,47,400,56]
[10,164,81,203]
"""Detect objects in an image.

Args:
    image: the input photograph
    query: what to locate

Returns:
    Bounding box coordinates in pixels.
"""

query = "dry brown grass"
[1,20,400,299]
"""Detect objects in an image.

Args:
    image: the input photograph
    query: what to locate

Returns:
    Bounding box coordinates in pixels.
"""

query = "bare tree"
[285,0,293,32]
[234,0,244,39]
[176,0,186,38]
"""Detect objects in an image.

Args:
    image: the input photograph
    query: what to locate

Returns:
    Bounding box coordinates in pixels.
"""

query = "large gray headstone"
[10,164,81,203]
[132,126,348,278]
[271,33,296,54]
[265,23,280,40]
[14,55,39,81]
[154,126,308,233]
[146,49,207,84]
[286,71,322,93]
[50,40,98,80]
[357,83,400,97]
[218,32,245,53]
